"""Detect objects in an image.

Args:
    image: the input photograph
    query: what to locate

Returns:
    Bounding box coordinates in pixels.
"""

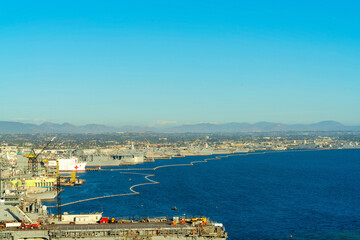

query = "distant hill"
[164,121,360,133]
[0,121,119,134]
[0,120,359,134]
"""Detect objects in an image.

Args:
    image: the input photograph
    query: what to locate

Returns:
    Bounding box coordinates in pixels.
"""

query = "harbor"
[46,149,360,239]
[0,208,227,240]
[0,140,228,240]
[2,136,360,239]
[1,0,359,238]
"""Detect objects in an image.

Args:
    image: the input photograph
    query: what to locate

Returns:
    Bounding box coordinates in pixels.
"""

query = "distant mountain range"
[0,121,359,134]
[164,121,360,133]
[0,121,118,134]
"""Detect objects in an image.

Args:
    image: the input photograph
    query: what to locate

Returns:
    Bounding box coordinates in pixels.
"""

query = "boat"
[86,153,144,167]
[48,157,87,172]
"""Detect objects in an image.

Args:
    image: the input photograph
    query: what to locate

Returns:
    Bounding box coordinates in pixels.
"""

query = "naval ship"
[84,151,145,167]
[48,157,87,172]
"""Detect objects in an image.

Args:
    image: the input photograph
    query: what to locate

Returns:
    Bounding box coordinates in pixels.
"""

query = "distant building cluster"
[1,133,359,163]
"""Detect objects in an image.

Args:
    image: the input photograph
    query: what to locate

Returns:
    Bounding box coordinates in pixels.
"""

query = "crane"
[191,139,200,146]
[26,137,56,176]
[144,138,153,149]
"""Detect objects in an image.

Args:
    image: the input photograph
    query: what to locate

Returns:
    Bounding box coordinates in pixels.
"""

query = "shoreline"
[85,147,360,168]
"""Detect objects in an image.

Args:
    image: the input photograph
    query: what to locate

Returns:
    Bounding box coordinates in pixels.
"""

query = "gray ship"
[84,151,145,167]
[27,190,57,200]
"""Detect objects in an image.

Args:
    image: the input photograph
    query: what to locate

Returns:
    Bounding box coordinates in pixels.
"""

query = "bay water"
[48,149,360,239]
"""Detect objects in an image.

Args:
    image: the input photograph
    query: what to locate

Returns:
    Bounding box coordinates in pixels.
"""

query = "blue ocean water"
[47,149,360,239]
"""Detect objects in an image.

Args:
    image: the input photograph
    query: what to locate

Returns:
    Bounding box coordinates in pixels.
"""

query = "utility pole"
[0,165,3,199]
[56,160,61,221]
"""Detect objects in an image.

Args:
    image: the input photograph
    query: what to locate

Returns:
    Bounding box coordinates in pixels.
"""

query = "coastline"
[85,147,360,168]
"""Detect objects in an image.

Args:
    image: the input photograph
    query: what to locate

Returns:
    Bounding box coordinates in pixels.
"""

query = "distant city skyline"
[1,1,359,126]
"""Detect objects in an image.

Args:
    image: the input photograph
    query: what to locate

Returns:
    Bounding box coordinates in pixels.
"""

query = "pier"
[0,221,227,240]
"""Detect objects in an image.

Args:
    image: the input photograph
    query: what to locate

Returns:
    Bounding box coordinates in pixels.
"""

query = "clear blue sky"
[1,1,359,127]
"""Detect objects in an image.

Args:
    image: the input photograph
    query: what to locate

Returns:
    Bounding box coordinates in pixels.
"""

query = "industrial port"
[0,135,228,240]
[1,132,359,239]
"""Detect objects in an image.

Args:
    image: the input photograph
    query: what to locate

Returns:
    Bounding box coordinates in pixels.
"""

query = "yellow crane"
[70,171,76,183]
[191,139,200,146]
[144,138,153,149]
[26,137,56,176]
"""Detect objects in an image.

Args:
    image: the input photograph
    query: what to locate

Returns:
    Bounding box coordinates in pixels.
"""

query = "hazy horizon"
[3,119,360,128]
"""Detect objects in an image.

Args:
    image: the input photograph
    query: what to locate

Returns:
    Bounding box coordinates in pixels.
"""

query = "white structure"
[61,212,102,224]
[49,157,87,172]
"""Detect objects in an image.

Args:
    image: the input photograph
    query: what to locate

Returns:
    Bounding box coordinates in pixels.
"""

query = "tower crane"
[26,137,56,176]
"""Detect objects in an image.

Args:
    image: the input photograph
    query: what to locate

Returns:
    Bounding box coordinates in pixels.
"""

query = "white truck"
[0,222,22,228]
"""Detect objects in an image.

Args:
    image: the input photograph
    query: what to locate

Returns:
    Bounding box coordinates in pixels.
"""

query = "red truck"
[99,217,116,224]
[99,217,109,224]
[19,223,39,230]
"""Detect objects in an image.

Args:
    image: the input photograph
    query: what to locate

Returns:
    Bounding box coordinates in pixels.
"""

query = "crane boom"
[191,139,200,146]
[35,137,57,158]
[144,138,153,149]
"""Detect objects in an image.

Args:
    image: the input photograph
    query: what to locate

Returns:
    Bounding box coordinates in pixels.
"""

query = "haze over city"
[1,1,359,126]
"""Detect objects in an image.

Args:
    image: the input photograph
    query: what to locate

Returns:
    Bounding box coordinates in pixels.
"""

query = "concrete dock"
[0,221,227,240]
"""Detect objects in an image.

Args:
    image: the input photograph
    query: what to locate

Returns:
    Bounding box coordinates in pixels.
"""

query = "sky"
[0,1,359,127]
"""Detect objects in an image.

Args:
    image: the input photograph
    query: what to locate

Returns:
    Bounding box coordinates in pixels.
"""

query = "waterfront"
[48,149,360,239]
